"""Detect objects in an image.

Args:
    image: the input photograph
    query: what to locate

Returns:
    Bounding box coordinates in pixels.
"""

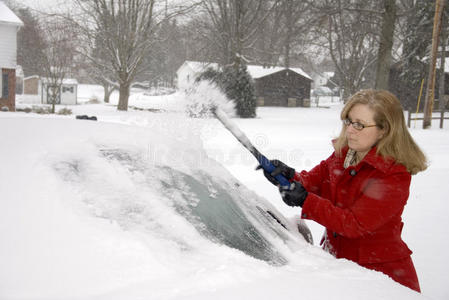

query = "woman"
[262,89,427,292]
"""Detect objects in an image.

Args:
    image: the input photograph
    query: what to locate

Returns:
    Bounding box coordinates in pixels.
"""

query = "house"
[0,1,23,111]
[176,61,219,91]
[23,76,78,105]
[311,71,335,89]
[176,61,312,107]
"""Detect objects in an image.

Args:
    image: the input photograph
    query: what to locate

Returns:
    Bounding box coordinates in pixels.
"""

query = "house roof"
[182,61,219,73]
[0,2,24,26]
[180,61,311,80]
[323,72,335,79]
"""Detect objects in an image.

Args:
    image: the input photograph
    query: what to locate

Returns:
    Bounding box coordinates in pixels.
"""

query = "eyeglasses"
[343,118,378,131]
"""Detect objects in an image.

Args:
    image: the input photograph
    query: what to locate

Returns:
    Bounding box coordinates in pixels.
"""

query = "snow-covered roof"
[180,61,311,80]
[0,2,24,26]
[24,75,40,80]
[182,61,219,73]
[39,77,79,85]
[247,65,311,80]
[323,71,335,79]
[61,78,78,85]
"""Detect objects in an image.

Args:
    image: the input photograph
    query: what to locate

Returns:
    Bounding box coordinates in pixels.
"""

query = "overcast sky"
[16,0,69,12]
[15,0,199,15]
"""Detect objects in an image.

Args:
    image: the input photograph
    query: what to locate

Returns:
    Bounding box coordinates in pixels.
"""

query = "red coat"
[296,146,420,292]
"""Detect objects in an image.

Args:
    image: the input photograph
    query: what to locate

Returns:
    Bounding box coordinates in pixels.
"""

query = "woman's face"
[345,104,384,153]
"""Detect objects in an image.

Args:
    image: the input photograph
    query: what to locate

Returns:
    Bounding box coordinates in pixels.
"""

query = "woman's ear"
[377,128,386,141]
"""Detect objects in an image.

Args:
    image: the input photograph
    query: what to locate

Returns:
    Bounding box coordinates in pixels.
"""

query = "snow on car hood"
[0,115,305,298]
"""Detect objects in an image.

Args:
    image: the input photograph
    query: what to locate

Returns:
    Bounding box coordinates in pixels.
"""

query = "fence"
[407,110,449,128]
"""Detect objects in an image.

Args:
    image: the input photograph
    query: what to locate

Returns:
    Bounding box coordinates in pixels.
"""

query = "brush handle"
[213,108,291,189]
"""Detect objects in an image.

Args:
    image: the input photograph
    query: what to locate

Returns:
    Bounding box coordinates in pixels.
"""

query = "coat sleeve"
[293,153,334,196]
[301,169,411,239]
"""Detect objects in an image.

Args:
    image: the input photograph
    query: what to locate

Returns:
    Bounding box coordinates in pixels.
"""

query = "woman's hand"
[256,159,296,186]
[279,181,308,207]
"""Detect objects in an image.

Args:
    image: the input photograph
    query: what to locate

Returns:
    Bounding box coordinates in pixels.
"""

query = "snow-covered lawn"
[2,86,447,299]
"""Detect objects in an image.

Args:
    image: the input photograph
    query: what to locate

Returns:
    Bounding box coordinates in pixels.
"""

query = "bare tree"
[249,0,313,68]
[279,0,313,68]
[39,16,77,113]
[251,1,283,66]
[200,0,278,66]
[74,0,158,111]
[74,0,198,110]
[86,34,117,103]
[375,0,396,90]
[312,0,381,98]
[138,18,186,88]
[14,7,47,77]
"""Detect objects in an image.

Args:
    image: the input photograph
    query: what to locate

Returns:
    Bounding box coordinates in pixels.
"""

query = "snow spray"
[212,107,291,189]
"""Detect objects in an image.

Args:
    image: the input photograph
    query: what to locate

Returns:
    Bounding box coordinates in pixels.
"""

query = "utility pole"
[423,0,445,129]
[438,10,447,120]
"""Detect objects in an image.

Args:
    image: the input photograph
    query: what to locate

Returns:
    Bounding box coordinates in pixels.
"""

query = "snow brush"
[212,107,291,189]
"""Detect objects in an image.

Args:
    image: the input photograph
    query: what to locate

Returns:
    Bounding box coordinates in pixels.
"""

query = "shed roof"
[180,61,311,81]
[0,2,24,26]
[247,65,311,80]
[28,76,79,85]
[42,78,79,85]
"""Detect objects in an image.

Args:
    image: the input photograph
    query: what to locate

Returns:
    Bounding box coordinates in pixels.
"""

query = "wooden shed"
[23,76,78,105]
[249,66,312,107]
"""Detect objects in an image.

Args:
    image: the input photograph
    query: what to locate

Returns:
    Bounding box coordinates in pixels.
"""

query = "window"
[2,73,8,99]
[62,86,74,93]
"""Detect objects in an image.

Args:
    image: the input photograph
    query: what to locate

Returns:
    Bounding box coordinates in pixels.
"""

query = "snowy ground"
[2,86,448,299]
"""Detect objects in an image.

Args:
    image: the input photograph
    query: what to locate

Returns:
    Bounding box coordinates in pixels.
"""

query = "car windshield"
[54,147,306,266]
[161,166,288,265]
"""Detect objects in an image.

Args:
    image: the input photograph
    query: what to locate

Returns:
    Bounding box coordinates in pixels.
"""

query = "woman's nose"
[346,124,357,134]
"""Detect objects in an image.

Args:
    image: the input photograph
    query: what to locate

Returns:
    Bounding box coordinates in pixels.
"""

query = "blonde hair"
[334,89,427,175]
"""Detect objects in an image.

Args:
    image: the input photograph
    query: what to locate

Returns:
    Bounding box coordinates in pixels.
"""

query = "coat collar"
[339,146,395,174]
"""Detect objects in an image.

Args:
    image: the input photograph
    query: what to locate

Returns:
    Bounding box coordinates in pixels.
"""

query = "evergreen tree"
[221,64,256,118]
[15,8,46,77]
[395,1,435,110]
[197,64,256,118]
[402,1,434,83]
